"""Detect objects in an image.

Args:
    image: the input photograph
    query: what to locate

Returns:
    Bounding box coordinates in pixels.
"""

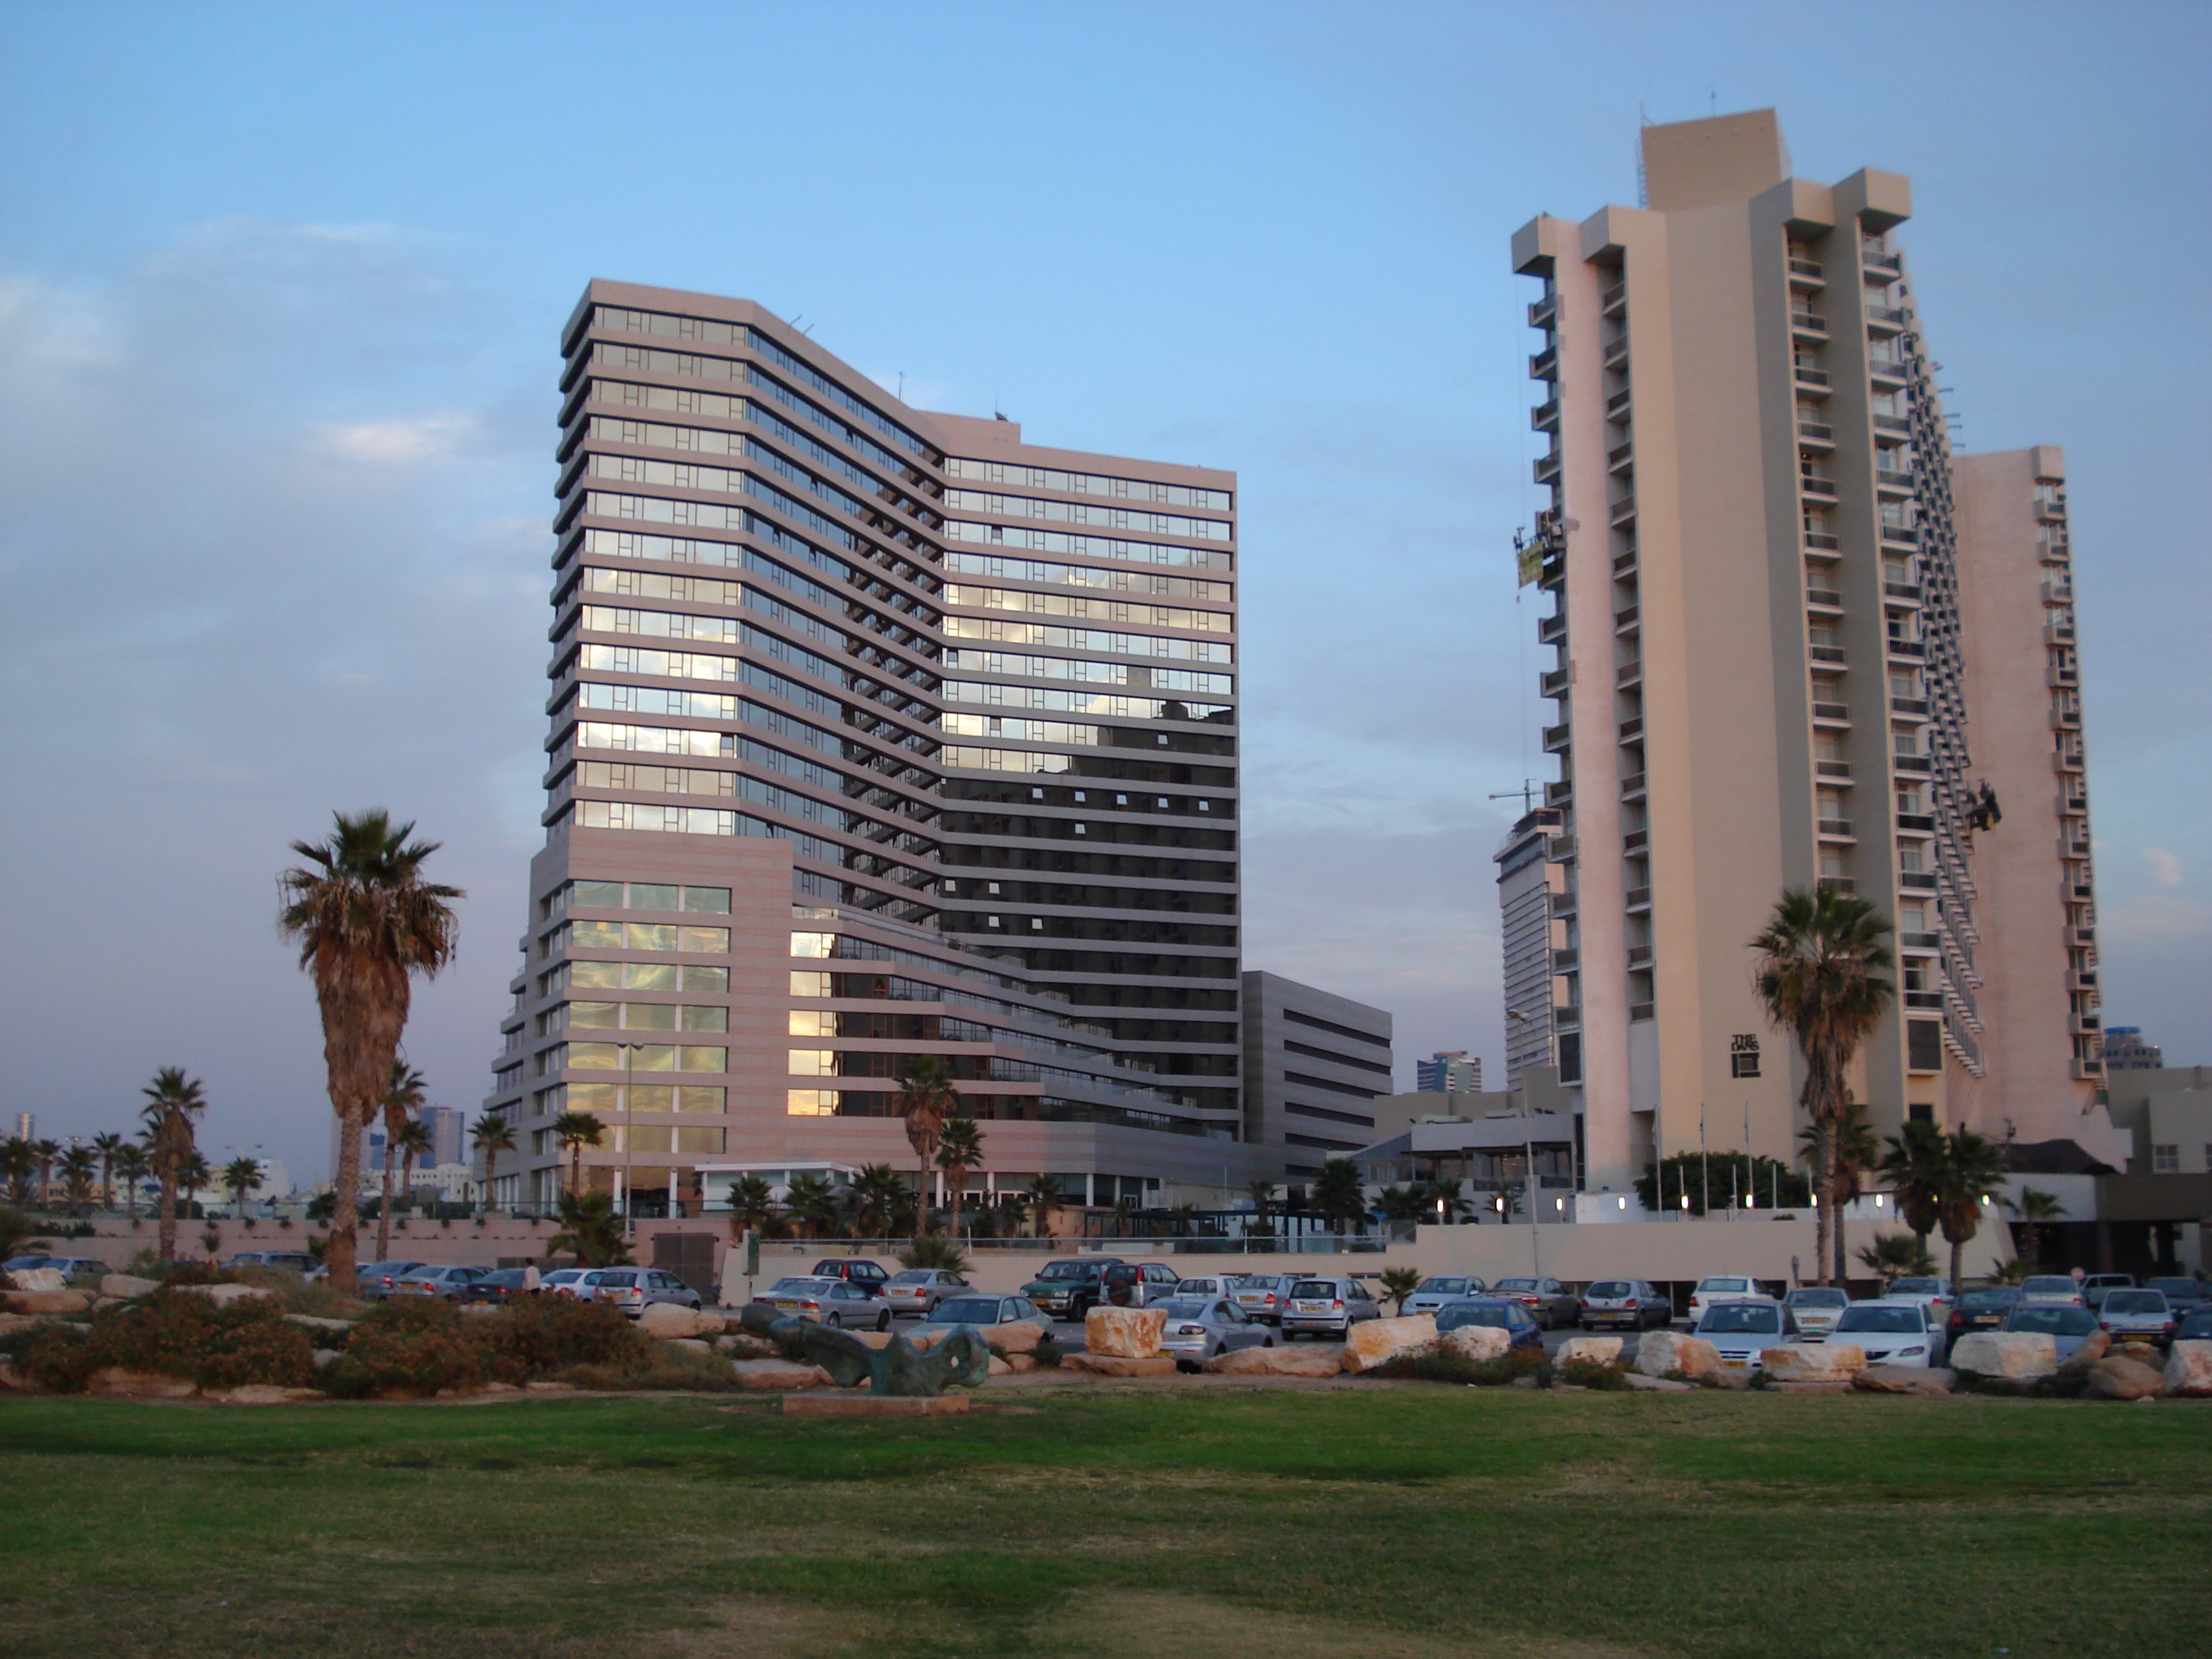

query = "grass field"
[1,1385,2205,1658]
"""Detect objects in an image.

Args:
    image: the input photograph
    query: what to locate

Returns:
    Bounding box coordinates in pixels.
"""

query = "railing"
[1618,717,1644,740]
[1616,659,1642,686]
[1620,770,1647,793]
[1884,582,1923,601]
[1807,588,1843,608]
[1790,310,1828,333]
[1794,365,1831,387]
[1797,421,1834,444]
[1817,819,1853,837]
[1864,305,1907,327]
[1812,701,1848,721]
[1889,696,1928,714]
[1614,604,1640,629]
[1788,258,1825,282]
[1804,532,1840,551]
[1600,282,1627,313]
[1873,413,1910,433]
[1876,469,1913,493]
[1625,886,1652,909]
[1612,548,1639,575]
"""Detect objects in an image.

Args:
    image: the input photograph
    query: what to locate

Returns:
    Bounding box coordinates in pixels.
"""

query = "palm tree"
[0,1138,35,1208]
[1935,1128,2008,1289]
[179,1151,213,1215]
[375,1061,427,1258]
[140,1068,208,1263]
[1245,1179,1277,1233]
[1856,1231,1936,1289]
[30,1140,61,1209]
[1796,1098,1879,1284]
[551,1112,605,1196]
[544,1190,628,1267]
[1380,1266,1424,1314]
[111,1144,150,1223]
[1426,1178,1470,1224]
[470,1112,517,1214]
[392,1118,435,1217]
[892,1056,958,1219]
[58,1147,99,1217]
[994,1190,1031,1237]
[935,1117,985,1238]
[2003,1187,2066,1270]
[849,1163,911,1239]
[1878,1120,1948,1255]
[724,1174,778,1238]
[91,1132,126,1213]
[1750,885,1896,1286]
[1022,1174,1060,1239]
[1310,1158,1368,1236]
[784,1173,840,1239]
[278,810,462,1294]
[222,1156,263,1218]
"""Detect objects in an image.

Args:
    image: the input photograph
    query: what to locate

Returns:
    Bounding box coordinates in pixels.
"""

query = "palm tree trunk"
[327,1104,366,1294]
[484,1147,498,1214]
[1948,1233,1966,1291]
[570,1143,582,1196]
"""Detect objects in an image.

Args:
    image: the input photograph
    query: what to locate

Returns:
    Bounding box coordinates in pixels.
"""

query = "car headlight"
[1897,1346,1924,1357]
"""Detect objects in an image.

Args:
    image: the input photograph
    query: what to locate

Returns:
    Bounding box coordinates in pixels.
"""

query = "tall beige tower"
[1511,111,1999,1190]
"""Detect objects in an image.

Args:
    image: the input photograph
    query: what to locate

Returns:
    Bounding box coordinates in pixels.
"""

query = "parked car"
[809,1258,891,1295]
[2097,1288,2177,1346]
[2003,1303,2102,1362]
[391,1264,490,1300]
[1783,1287,1851,1337]
[754,1274,888,1330]
[1885,1277,1955,1324]
[540,1267,595,1298]
[1280,1276,1382,1339]
[1019,1258,1124,1321]
[1403,1275,1489,1318]
[2017,1274,2086,1307]
[592,1267,706,1319]
[354,1261,428,1300]
[1156,1296,1275,1368]
[883,1268,970,1316]
[2145,1277,2204,1319]
[1582,1280,1673,1331]
[7,1255,105,1282]
[918,1293,1051,1338]
[2080,1273,2134,1310]
[1946,1286,2024,1340]
[1102,1261,1181,1308]
[1229,1273,1300,1326]
[224,1251,319,1274]
[1172,1274,1246,1300]
[2170,1307,2212,1344]
[1691,1298,1799,1371]
[1829,1298,1944,1367]
[1689,1274,1767,1321]
[1434,1297,1545,1351]
[1490,1276,1581,1329]
[458,1267,534,1305]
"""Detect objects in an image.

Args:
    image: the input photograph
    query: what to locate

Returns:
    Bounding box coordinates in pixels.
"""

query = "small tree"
[1857,1232,1936,1289]
[0,1138,36,1208]
[725,1174,778,1240]
[469,1112,517,1214]
[1878,1120,1948,1257]
[374,1062,426,1259]
[111,1144,150,1223]
[1022,1174,1061,1239]
[222,1156,263,1218]
[2003,1187,2065,1270]
[544,1190,628,1267]
[392,1118,434,1215]
[1379,1266,1424,1313]
[784,1173,840,1240]
[91,1132,126,1213]
[58,1147,99,1217]
[551,1112,605,1197]
[893,1057,958,1220]
[897,1232,971,1274]
[140,1068,209,1262]
[935,1117,985,1238]
[1310,1159,1368,1236]
[1935,1128,2008,1287]
[848,1164,912,1239]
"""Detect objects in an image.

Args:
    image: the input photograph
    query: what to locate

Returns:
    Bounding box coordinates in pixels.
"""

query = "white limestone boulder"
[729,1359,832,1390]
[2163,1340,2212,1399]
[637,1301,720,1339]
[1557,1336,1624,1367]
[2084,1356,2164,1401]
[1439,1324,1511,1364]
[1203,1343,1344,1378]
[173,1283,274,1309]
[6,1267,67,1294]
[1634,1331,1722,1379]
[99,1274,161,1300]
[1762,1343,1866,1382]
[1341,1316,1439,1374]
[1084,1305,1167,1359]
[1948,1331,2057,1382]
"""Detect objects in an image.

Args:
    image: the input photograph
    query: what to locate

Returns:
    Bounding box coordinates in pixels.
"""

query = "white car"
[541,1268,595,1298]
[1825,1298,1945,1367]
[1885,1277,1954,1321]
[1691,1298,1799,1370]
[1172,1274,1246,1300]
[2016,1274,2086,1308]
[1689,1274,1767,1321]
[1403,1275,1490,1318]
[1784,1286,1851,1338]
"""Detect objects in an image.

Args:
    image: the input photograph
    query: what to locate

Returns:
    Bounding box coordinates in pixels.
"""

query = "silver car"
[2004,1303,2100,1361]
[1156,1295,1275,1367]
[1692,1298,1800,1371]
[391,1264,490,1300]
[1784,1286,1851,1338]
[919,1293,1051,1337]
[1172,1274,1246,1300]
[541,1267,595,1298]
[1403,1275,1489,1318]
[1583,1280,1673,1331]
[2097,1288,2177,1346]
[1230,1274,1300,1326]
[590,1267,704,1318]
[1281,1276,1382,1339]
[883,1268,971,1317]
[354,1260,429,1300]
[753,1274,891,1330]
[2017,1274,2086,1308]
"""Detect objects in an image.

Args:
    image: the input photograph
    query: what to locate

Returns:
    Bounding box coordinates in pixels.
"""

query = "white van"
[1689,1274,1768,1321]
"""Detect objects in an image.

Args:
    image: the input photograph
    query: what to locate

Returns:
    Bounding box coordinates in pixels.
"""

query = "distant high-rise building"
[481,282,1248,1213]
[1416,1051,1482,1094]
[1509,109,2117,1185]
[1495,806,1565,1092]
[1240,972,1394,1177]
[423,1105,467,1169]
[11,1112,30,1141]
[2101,1028,2163,1073]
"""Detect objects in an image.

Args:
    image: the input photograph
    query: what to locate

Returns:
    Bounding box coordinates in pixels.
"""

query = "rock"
[1557,1336,1624,1366]
[173,1283,273,1308]
[0,1360,29,1392]
[1635,1331,1722,1379]
[99,1274,161,1300]
[729,1359,832,1391]
[1203,1343,1344,1378]
[900,1328,948,1352]
[638,1303,721,1339]
[1948,1331,2058,1382]
[481,1380,521,1393]
[1063,1352,1177,1378]
[6,1290,91,1316]
[1509,1375,1540,1389]
[86,1367,197,1399]
[2163,1340,2212,1399]
[285,1314,356,1334]
[6,1267,67,1294]
[664,1338,711,1354]
[984,1322,1046,1357]
[312,1349,343,1370]
[1004,1353,1037,1372]
[1855,1364,1954,1396]
[2114,1341,2164,1367]
[524,1380,577,1392]
[1762,1343,1866,1383]
[986,1356,1013,1377]
[1341,1316,1439,1375]
[207,1385,325,1406]
[1438,1324,1511,1364]
[0,1313,45,1339]
[1084,1306,1168,1359]
[1623,1372,1692,1392]
[2085,1356,2165,1401]
[2058,1330,2113,1375]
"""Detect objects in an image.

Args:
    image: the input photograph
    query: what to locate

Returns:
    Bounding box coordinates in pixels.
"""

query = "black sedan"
[458,1268,536,1305]
[1946,1285,2023,1340]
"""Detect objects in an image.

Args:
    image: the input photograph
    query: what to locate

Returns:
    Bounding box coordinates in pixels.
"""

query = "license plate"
[1722,1359,1748,1369]
[774,1300,799,1309]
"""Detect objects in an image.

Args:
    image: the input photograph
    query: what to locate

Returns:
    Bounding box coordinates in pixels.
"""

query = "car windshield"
[2008,1307,2096,1335]
[1437,1303,1509,1331]
[768,1278,828,1294]
[1892,1279,1943,1295]
[1790,1289,1848,1308]
[1699,1305,1781,1334]
[2103,1291,2165,1313]
[1158,1299,1213,1319]
[1957,1289,2018,1309]
[1033,1262,1089,1280]
[1698,1278,1750,1294]
[2020,1277,2077,1295]
[1291,1281,1338,1298]
[1586,1282,1631,1298]
[1421,1277,1474,1295]
[1493,1278,1539,1293]
[931,1297,1002,1324]
[1836,1307,1923,1334]
[887,1271,932,1285]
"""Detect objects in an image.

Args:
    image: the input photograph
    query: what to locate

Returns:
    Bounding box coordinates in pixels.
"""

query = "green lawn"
[0,1386,2204,1658]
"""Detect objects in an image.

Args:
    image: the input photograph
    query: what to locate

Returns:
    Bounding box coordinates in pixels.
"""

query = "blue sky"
[2,1,2206,1182]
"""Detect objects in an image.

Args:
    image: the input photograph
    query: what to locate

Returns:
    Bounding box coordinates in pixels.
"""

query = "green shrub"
[562,1339,738,1393]
[356,1295,461,1336]
[477,1296,651,1380]
[16,1290,315,1393]
[325,1323,487,1398]
[1559,1357,1631,1390]
[1366,1343,1548,1387]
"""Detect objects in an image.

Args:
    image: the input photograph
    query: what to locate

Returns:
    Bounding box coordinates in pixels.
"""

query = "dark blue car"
[1436,1297,1546,1350]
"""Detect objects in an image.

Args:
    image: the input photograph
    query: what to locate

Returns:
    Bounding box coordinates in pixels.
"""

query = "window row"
[579,603,738,645]
[942,616,1232,663]
[941,584,1231,634]
[533,1120,727,1155]
[552,918,732,953]
[542,1082,725,1115]
[941,682,1230,721]
[589,402,923,521]
[943,650,1231,696]
[575,721,842,793]
[943,489,1230,541]
[943,550,1231,601]
[587,451,875,536]
[942,456,1230,511]
[566,799,842,862]
[787,970,1115,1042]
[580,476,864,565]
[545,879,729,915]
[572,527,861,614]
[943,519,1231,570]
[551,1042,729,1073]
[544,999,727,1033]
[572,760,848,829]
[541,960,729,995]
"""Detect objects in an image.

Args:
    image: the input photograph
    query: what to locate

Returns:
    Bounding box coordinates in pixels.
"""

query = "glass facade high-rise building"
[481,283,1249,1213]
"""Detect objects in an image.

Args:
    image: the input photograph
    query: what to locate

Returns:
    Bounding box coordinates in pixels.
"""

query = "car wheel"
[876,1310,890,1332]
[826,1313,842,1329]
[1262,1336,1275,1348]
